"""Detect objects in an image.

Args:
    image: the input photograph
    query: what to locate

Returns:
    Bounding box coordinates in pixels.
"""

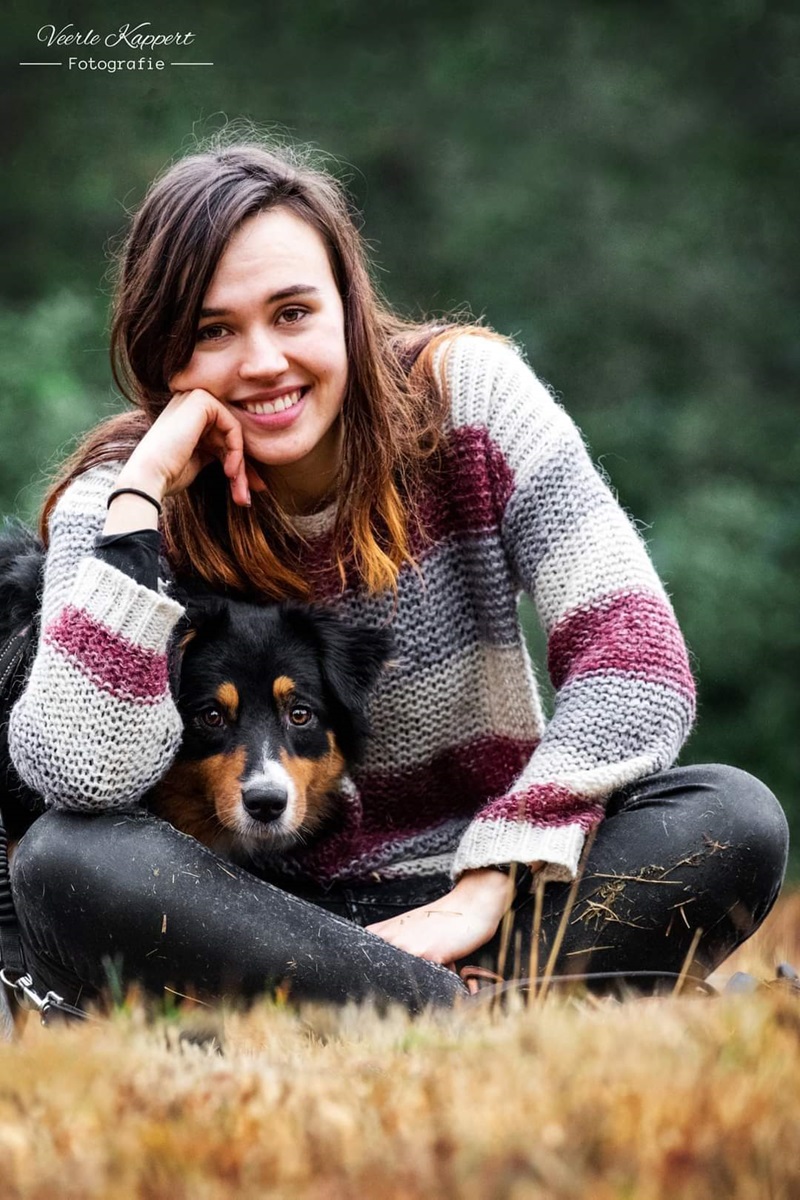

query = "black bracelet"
[107,487,163,516]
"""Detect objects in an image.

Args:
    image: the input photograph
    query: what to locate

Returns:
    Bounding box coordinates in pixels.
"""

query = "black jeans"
[10,764,789,1013]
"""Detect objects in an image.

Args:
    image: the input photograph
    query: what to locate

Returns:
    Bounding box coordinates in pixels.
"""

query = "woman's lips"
[235,388,308,429]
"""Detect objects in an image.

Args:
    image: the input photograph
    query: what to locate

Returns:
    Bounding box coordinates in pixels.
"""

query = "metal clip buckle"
[1,967,74,1021]
[1,968,45,1011]
[38,992,74,1024]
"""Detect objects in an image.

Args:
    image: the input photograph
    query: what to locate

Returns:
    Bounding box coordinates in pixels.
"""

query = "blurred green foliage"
[2,0,798,866]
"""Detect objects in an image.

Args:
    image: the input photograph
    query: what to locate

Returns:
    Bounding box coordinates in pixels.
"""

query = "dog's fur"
[0,526,392,858]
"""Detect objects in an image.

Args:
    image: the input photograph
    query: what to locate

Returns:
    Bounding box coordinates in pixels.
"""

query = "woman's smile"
[235,386,307,418]
[232,385,310,428]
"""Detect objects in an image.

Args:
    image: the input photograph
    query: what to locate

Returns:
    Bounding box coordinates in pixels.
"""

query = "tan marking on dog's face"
[272,675,296,705]
[215,682,240,721]
[178,628,197,653]
[151,747,246,848]
[279,732,346,834]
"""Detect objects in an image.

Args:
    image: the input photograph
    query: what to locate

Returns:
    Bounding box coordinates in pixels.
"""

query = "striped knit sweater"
[8,334,695,885]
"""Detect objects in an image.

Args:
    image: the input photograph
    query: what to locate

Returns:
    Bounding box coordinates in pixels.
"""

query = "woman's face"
[169,207,349,506]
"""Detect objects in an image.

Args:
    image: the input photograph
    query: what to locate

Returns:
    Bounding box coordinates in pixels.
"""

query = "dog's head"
[0,524,44,635]
[154,597,393,856]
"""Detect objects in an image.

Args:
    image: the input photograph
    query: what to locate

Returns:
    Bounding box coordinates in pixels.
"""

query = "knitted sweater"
[9,334,695,885]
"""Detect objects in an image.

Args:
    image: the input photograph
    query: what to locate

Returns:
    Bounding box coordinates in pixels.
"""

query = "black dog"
[0,526,392,858]
[0,526,47,843]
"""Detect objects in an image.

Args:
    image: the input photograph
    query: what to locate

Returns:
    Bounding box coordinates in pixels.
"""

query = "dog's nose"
[242,784,288,823]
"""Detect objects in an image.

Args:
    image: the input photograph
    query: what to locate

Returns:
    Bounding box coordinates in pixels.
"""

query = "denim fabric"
[10,763,789,1012]
[292,764,789,983]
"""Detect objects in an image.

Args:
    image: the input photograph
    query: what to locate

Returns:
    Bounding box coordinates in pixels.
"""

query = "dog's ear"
[285,607,394,715]
[168,593,231,700]
[322,621,395,716]
[305,611,394,766]
[174,594,229,654]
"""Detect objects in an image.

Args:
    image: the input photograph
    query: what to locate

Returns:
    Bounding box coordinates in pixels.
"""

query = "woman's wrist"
[452,867,515,923]
[102,459,168,535]
[114,456,168,504]
[456,866,515,891]
[452,862,544,921]
[103,491,160,535]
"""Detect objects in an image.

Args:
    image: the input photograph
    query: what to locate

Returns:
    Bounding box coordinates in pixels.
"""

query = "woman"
[7,139,789,1013]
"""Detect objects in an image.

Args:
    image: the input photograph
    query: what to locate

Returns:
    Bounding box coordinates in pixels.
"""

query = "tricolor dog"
[0,527,392,857]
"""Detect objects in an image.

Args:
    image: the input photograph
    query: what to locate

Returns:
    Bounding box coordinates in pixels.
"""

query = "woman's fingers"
[215,430,250,508]
[231,459,251,508]
[366,875,513,964]
[187,393,253,508]
[198,402,269,506]
[133,388,266,508]
[366,907,488,964]
[245,462,269,493]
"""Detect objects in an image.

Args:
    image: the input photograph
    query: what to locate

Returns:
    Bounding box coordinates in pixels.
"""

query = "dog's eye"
[289,706,312,726]
[198,706,226,729]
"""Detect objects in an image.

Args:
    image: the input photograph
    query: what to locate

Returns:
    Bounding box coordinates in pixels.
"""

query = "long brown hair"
[40,135,467,600]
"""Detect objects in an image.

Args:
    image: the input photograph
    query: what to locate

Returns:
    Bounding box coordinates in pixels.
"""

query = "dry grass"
[1,894,799,1200]
[708,888,800,984]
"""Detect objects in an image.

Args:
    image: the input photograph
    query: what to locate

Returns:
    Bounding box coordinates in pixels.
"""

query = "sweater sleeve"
[8,464,185,813]
[448,335,696,882]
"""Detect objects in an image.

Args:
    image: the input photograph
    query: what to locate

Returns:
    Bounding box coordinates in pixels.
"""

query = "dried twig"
[537,826,598,1006]
[673,926,704,996]
[496,863,519,981]
[527,871,546,1006]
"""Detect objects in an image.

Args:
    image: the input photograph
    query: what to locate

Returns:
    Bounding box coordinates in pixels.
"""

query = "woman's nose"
[238,329,290,379]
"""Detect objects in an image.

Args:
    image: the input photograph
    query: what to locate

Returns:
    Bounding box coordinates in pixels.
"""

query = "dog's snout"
[242,783,288,823]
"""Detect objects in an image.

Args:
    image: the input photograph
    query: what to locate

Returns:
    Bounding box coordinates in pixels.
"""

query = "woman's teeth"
[242,389,304,416]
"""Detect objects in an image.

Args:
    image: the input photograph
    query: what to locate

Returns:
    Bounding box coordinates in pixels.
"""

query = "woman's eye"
[197,324,227,342]
[198,706,226,729]
[289,706,312,727]
[277,306,307,326]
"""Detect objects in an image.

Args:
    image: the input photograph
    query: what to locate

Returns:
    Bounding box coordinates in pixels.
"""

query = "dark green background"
[3,1,798,869]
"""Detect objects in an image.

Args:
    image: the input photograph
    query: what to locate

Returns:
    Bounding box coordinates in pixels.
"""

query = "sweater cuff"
[451,817,588,884]
[67,556,184,652]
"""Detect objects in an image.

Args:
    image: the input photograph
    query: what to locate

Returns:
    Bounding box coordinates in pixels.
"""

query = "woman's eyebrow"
[200,285,321,318]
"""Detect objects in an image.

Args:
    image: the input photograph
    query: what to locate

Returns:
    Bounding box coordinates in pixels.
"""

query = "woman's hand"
[116,389,266,509]
[366,868,515,965]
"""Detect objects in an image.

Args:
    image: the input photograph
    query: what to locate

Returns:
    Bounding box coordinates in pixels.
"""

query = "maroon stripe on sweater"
[410,426,516,553]
[287,753,607,883]
[286,735,540,879]
[472,785,605,830]
[299,426,517,600]
[358,734,540,831]
[44,606,169,703]
[547,589,695,696]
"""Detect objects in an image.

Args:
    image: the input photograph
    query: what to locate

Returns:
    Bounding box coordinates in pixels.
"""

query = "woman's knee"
[10,808,194,973]
[10,809,272,1002]
[12,808,168,905]
[12,809,96,915]
[698,765,788,865]
[690,764,790,929]
[10,810,143,1000]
